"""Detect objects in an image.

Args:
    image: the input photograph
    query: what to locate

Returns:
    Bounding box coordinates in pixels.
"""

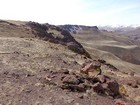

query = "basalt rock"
[106,79,120,96]
[56,70,120,97]
[92,82,105,93]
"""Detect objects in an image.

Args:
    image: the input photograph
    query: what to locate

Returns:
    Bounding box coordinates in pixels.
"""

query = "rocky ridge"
[26,22,91,58]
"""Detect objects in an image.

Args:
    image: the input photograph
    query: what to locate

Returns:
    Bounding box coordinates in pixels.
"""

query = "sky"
[0,0,140,26]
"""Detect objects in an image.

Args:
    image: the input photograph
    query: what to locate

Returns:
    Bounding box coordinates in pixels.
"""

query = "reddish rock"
[62,75,80,85]
[74,84,86,92]
[81,62,101,77]
[106,79,119,96]
[92,82,104,93]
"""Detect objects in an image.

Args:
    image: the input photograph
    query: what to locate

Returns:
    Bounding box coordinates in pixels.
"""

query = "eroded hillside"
[0,20,140,105]
[61,25,140,73]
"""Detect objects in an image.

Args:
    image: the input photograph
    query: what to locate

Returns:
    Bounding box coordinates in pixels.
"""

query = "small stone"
[86,89,93,96]
[78,94,84,99]
[75,103,80,105]
[131,84,138,88]
[49,75,56,78]
[62,69,69,74]
[75,84,86,92]
[136,79,140,85]
[62,75,80,85]
[114,99,127,105]
[96,75,106,83]
[129,71,135,76]
[126,80,138,88]
[98,59,106,63]
[102,83,108,89]
[86,89,92,94]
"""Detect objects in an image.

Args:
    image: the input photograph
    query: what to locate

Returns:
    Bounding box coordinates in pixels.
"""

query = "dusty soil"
[0,37,115,105]
[0,20,140,105]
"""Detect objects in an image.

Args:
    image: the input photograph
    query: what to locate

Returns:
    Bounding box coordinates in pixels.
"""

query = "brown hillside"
[68,27,140,73]
[0,20,140,105]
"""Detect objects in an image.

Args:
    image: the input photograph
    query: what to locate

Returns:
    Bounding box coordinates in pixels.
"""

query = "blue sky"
[0,0,140,26]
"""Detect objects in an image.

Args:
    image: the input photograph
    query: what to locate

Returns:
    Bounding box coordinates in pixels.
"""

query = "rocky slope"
[0,20,140,105]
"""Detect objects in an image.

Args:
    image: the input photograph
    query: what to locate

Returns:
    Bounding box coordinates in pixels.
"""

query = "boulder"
[92,82,104,93]
[106,79,119,96]
[62,75,80,85]
[81,62,101,77]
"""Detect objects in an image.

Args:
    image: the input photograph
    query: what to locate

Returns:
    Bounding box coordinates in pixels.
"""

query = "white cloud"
[7,0,83,23]
[0,0,139,26]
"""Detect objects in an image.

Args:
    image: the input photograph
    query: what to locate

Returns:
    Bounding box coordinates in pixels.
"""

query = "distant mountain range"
[59,25,99,34]
[60,24,140,46]
[99,25,140,31]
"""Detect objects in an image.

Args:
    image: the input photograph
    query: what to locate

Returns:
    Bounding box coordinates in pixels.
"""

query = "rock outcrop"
[43,62,121,98]
[26,21,91,58]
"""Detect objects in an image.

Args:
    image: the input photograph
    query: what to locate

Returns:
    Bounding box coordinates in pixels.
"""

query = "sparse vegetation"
[0,20,139,105]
